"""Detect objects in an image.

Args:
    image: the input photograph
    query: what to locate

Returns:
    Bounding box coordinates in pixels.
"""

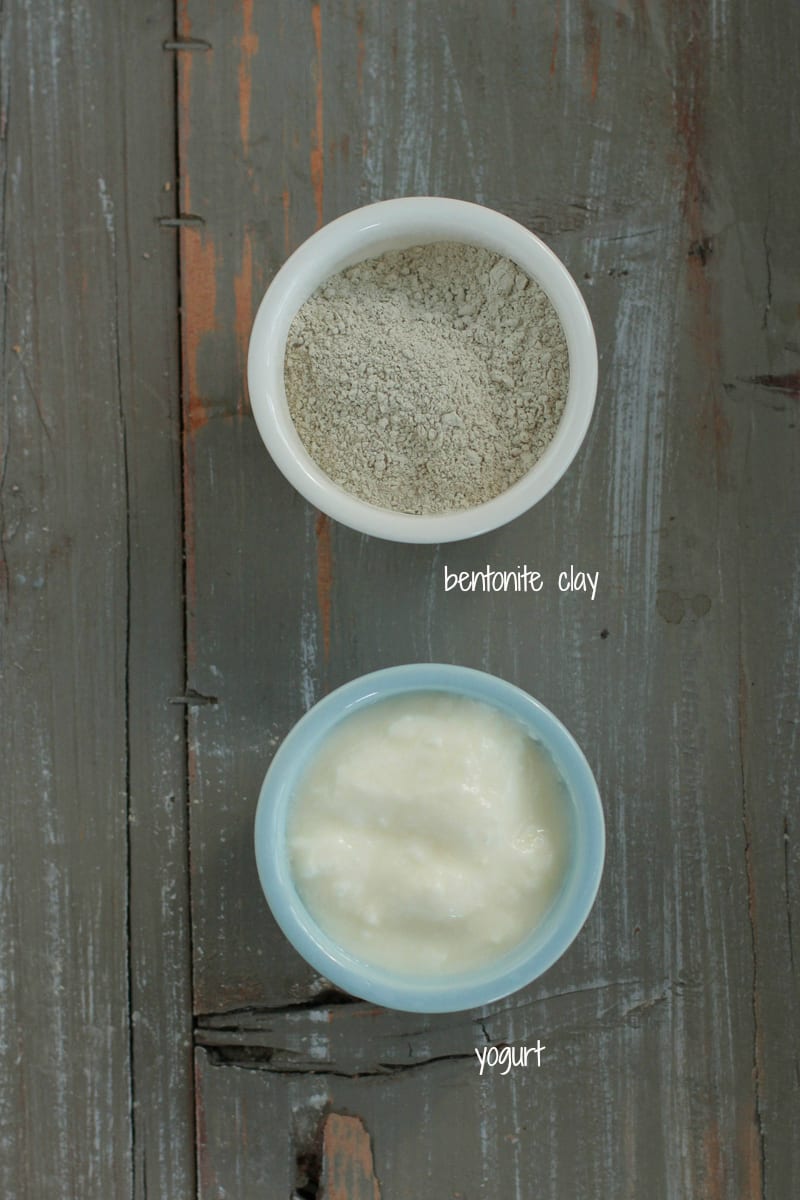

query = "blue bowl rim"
[254,664,605,1014]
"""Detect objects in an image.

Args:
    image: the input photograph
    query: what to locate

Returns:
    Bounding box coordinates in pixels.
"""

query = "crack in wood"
[201,1042,476,1078]
[294,1145,321,1200]
[169,688,218,707]
[163,38,212,53]
[158,213,205,227]
[169,4,200,1193]
[195,989,359,1026]
[195,976,670,1038]
[193,976,689,1093]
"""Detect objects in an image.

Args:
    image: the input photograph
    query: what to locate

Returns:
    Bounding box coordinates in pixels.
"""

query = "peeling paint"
[233,230,253,412]
[238,0,258,153]
[177,0,194,212]
[176,1,217,433]
[322,1113,381,1200]
[737,1105,765,1200]
[181,230,217,435]
[176,0,202,675]
[702,1121,725,1200]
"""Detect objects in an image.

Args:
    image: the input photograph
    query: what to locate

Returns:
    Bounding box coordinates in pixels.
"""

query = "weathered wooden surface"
[0,1,193,1197]
[181,0,799,1197]
[2,0,798,1196]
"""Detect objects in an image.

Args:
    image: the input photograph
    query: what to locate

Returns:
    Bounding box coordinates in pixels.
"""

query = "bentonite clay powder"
[284,242,569,515]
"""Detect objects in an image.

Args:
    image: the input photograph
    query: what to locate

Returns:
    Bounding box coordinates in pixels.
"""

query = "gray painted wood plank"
[0,2,132,1194]
[180,1,799,1196]
[728,83,800,1195]
[119,5,196,1198]
[177,0,327,1014]
[0,1,194,1196]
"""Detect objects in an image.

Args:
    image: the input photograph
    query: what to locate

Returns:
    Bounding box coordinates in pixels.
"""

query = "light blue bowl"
[254,664,604,1014]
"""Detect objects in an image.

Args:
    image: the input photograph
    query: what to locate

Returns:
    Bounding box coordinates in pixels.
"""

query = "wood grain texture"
[121,6,196,1199]
[0,1,192,1196]
[2,0,792,1196]
[177,0,330,1014]
[0,2,132,1194]
[180,1,799,1196]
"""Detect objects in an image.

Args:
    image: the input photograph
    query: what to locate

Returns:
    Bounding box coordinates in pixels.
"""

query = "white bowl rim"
[247,197,598,544]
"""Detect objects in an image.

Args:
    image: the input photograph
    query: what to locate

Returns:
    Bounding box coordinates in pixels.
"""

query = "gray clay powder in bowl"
[284,241,569,516]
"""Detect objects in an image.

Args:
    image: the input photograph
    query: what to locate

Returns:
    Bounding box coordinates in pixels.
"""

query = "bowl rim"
[253,663,605,1013]
[247,197,598,544]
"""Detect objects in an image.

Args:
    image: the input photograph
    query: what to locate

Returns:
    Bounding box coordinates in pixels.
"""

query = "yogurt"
[288,692,570,975]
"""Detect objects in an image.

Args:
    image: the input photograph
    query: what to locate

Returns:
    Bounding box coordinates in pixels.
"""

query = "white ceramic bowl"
[248,197,597,543]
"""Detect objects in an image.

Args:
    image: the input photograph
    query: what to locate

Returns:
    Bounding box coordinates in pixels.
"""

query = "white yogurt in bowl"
[288,693,569,975]
[254,664,605,1013]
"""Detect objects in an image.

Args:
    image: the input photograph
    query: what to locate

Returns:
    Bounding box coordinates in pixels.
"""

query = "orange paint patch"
[181,229,217,435]
[238,0,259,152]
[322,1114,381,1200]
[310,3,324,228]
[233,231,253,411]
[738,1108,763,1199]
[703,1122,725,1200]
[176,0,199,668]
[282,188,292,254]
[180,231,216,640]
[177,0,193,212]
[315,512,333,663]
